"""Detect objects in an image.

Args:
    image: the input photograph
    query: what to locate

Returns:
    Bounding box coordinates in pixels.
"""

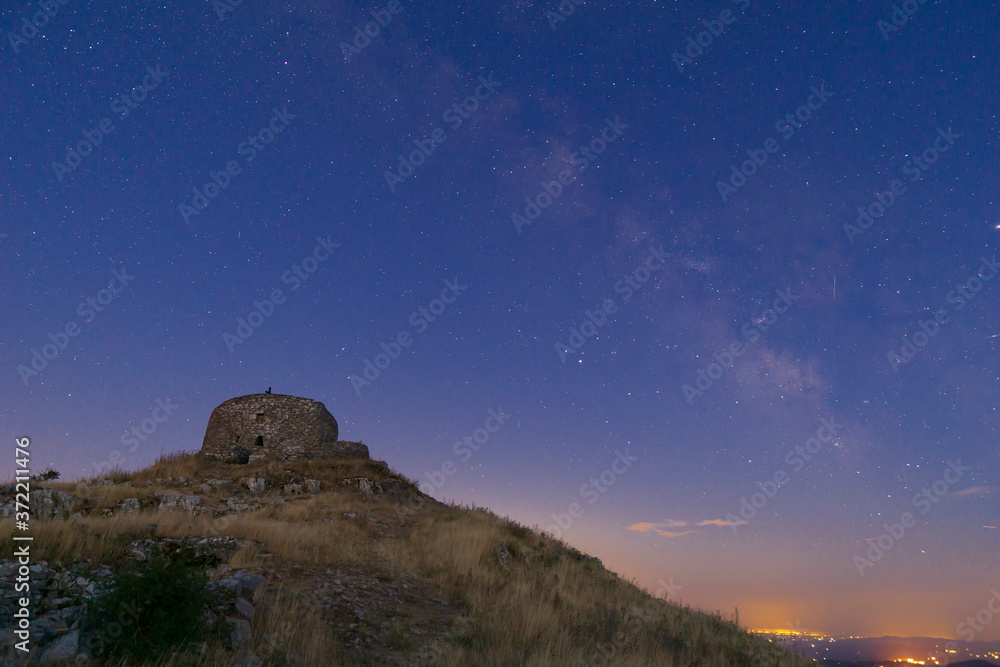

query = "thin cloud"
[953,486,995,498]
[697,519,742,527]
[628,518,743,537]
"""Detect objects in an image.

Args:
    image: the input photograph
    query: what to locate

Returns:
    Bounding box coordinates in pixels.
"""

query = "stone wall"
[201,394,368,463]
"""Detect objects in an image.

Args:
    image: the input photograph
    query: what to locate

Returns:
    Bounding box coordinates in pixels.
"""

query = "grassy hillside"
[1,452,817,666]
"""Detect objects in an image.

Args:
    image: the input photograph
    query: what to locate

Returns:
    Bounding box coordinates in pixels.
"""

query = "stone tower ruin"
[201,393,369,463]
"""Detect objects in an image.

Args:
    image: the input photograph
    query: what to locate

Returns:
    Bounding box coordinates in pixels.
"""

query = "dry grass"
[0,452,816,666]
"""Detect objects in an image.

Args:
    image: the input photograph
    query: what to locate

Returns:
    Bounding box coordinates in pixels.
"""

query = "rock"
[303,479,320,493]
[234,597,255,619]
[33,610,67,640]
[211,577,243,599]
[40,629,79,663]
[282,483,302,495]
[232,572,266,600]
[32,489,55,520]
[226,497,261,512]
[343,477,382,495]
[152,494,203,513]
[128,537,262,564]
[118,498,140,515]
[226,617,253,650]
[493,544,512,571]
[241,478,266,494]
[0,627,16,656]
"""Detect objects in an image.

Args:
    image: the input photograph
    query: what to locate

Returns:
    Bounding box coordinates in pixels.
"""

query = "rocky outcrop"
[0,488,74,521]
[126,537,264,564]
[0,558,272,665]
[0,560,112,662]
[342,477,406,497]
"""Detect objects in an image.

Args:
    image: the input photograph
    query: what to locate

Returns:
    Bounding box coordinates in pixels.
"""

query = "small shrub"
[86,541,215,660]
[504,517,532,541]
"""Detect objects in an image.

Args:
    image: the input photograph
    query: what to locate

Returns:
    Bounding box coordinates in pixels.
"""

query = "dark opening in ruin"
[231,445,250,465]
[255,412,265,423]
[255,435,264,447]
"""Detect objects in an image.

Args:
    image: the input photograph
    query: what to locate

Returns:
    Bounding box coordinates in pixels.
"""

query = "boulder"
[231,572,266,600]
[118,498,141,515]
[225,617,253,650]
[343,477,382,495]
[234,597,255,620]
[40,629,79,663]
[152,494,203,513]
[241,478,266,494]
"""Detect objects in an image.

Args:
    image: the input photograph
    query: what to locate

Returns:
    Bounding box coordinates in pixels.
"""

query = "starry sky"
[2,0,998,641]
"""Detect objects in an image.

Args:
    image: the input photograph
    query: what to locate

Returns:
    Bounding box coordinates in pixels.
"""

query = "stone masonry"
[201,394,369,463]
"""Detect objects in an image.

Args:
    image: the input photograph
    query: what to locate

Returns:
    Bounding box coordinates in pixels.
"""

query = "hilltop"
[1,451,818,666]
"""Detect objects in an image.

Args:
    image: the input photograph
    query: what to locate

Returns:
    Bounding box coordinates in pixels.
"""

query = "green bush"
[86,542,215,660]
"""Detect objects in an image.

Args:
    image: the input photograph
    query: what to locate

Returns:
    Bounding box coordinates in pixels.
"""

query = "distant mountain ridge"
[765,632,1000,665]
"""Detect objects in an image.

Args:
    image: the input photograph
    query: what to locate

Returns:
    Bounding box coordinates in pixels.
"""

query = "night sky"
[2,0,998,641]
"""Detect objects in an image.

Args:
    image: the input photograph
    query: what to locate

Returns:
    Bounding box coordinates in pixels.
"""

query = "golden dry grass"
[0,452,816,666]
